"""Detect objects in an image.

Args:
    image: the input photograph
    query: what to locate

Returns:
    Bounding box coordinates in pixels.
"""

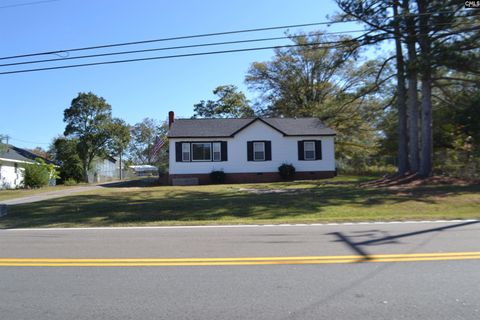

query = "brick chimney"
[168,111,175,128]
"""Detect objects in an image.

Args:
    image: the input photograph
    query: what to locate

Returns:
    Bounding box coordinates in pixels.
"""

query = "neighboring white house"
[167,113,336,185]
[0,145,56,189]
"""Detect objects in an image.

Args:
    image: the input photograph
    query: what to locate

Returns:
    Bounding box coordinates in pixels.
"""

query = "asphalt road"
[1,221,479,319]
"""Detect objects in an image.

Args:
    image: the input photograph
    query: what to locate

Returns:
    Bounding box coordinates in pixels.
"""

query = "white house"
[167,112,336,184]
[0,145,56,189]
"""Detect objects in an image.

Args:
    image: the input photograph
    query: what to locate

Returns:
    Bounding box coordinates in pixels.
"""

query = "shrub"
[24,159,50,188]
[278,163,296,180]
[64,178,78,186]
[210,170,226,184]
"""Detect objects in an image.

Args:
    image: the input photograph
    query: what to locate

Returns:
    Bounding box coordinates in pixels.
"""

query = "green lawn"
[0,185,82,202]
[1,175,479,228]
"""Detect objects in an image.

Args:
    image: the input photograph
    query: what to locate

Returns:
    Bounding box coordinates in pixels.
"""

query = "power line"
[0,0,59,9]
[8,136,51,145]
[0,41,357,76]
[0,29,369,68]
[0,21,350,61]
[1,19,477,76]
[0,10,468,62]
[1,18,473,69]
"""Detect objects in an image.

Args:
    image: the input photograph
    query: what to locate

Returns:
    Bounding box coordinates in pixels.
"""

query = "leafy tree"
[108,118,131,156]
[335,0,480,177]
[49,137,84,182]
[245,33,386,165]
[193,85,255,118]
[334,0,410,174]
[107,118,131,179]
[26,147,51,160]
[63,92,129,182]
[431,75,480,176]
[127,118,168,165]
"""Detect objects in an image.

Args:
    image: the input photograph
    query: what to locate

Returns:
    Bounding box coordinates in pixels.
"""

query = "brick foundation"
[168,171,336,185]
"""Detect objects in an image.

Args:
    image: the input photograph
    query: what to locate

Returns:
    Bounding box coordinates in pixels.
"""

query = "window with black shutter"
[247,141,253,161]
[212,142,221,161]
[265,141,272,161]
[298,140,322,161]
[315,140,322,160]
[298,141,304,160]
[304,141,315,160]
[221,141,228,161]
[253,142,265,161]
[247,141,271,161]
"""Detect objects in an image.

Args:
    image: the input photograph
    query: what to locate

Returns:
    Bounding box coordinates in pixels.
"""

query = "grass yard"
[1,175,479,228]
[0,185,82,202]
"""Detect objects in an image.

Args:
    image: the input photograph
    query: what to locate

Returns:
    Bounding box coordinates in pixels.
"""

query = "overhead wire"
[0,0,59,10]
[0,41,359,75]
[0,10,477,75]
[0,9,474,62]
[0,20,350,61]
[0,29,370,68]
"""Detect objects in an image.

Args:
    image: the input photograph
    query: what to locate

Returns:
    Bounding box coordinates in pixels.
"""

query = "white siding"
[0,161,25,189]
[169,120,335,174]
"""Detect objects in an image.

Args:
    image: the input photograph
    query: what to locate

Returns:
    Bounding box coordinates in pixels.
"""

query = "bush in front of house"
[210,170,226,184]
[23,159,51,188]
[278,163,296,180]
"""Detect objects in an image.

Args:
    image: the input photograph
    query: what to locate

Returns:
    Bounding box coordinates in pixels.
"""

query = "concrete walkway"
[0,185,103,205]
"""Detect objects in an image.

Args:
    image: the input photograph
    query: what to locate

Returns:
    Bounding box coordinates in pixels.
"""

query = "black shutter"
[221,141,228,161]
[265,141,272,161]
[315,140,322,160]
[298,141,304,160]
[175,142,182,162]
[247,141,253,161]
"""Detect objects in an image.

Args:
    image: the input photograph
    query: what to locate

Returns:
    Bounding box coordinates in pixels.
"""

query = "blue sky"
[0,0,364,149]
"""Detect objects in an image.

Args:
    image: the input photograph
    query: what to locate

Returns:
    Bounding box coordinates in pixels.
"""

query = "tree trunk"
[417,0,433,177]
[119,150,123,180]
[404,0,419,173]
[393,0,409,175]
[82,159,89,183]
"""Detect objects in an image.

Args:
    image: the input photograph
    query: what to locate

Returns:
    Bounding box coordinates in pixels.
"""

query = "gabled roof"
[167,117,336,138]
[0,145,57,165]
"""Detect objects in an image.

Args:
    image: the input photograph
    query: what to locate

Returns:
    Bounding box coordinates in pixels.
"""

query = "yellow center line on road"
[1,252,480,267]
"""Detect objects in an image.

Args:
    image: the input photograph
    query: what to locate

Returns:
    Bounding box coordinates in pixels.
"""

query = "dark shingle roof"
[167,117,335,138]
[0,145,56,165]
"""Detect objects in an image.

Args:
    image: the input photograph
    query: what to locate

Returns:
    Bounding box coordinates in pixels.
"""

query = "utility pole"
[119,147,123,180]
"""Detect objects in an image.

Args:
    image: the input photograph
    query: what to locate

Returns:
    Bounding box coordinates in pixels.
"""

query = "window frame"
[182,143,191,161]
[191,142,212,162]
[253,141,265,161]
[304,141,316,161]
[212,142,221,162]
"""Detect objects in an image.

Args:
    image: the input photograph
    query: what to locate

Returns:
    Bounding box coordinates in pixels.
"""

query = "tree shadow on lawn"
[99,178,160,188]
[1,183,478,229]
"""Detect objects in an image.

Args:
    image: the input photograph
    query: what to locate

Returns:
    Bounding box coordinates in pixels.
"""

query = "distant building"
[129,165,159,176]
[87,156,127,183]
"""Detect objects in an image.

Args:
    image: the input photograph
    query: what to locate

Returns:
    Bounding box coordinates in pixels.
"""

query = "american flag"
[152,136,166,159]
